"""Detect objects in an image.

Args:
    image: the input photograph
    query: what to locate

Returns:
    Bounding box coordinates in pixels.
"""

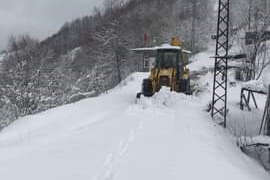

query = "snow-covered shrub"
[0,99,18,130]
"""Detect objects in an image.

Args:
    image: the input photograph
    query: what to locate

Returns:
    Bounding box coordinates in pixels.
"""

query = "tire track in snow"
[92,90,176,180]
[92,112,144,180]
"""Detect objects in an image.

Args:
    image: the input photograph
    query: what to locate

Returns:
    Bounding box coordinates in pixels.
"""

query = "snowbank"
[242,79,268,93]
[240,66,270,94]
[239,136,270,147]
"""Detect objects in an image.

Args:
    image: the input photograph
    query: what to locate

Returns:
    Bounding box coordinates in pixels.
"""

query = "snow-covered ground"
[0,64,269,179]
[0,43,269,179]
[189,45,269,138]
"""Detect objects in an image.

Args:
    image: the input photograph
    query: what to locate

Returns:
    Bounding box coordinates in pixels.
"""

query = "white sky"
[0,0,102,50]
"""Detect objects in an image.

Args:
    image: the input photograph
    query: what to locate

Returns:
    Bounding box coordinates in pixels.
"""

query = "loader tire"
[185,79,192,95]
[179,79,192,95]
[142,79,153,97]
[136,92,142,99]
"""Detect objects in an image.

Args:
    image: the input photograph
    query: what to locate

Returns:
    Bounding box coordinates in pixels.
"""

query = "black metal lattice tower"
[211,0,230,127]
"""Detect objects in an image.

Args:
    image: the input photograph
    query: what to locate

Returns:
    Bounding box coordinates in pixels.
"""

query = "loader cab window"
[156,50,179,69]
[182,52,189,66]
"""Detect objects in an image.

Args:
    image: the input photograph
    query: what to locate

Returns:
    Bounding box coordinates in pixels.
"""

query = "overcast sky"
[0,0,102,50]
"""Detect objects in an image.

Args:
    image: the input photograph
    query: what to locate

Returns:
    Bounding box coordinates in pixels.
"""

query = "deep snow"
[0,68,269,179]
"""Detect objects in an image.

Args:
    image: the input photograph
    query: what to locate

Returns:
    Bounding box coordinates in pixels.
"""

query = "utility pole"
[191,0,198,52]
[248,0,252,30]
[211,0,230,128]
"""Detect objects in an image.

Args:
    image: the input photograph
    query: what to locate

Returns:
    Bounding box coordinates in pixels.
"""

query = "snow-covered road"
[0,72,269,180]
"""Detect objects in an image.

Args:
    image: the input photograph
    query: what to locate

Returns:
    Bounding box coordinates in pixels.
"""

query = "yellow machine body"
[149,66,190,93]
[135,37,192,98]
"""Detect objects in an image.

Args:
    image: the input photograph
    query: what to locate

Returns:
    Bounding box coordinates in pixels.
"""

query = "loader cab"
[156,49,179,69]
[155,47,190,79]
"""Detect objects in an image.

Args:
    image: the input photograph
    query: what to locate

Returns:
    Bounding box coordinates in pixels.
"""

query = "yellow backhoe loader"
[133,37,192,98]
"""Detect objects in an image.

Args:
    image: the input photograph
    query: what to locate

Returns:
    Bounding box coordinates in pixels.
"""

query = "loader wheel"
[179,79,192,95]
[142,79,154,97]
[136,92,142,99]
[185,79,192,95]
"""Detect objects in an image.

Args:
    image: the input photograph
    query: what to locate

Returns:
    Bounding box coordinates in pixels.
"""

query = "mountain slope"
[0,70,269,180]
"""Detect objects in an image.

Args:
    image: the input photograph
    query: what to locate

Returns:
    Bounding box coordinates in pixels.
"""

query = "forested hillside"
[0,0,214,128]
